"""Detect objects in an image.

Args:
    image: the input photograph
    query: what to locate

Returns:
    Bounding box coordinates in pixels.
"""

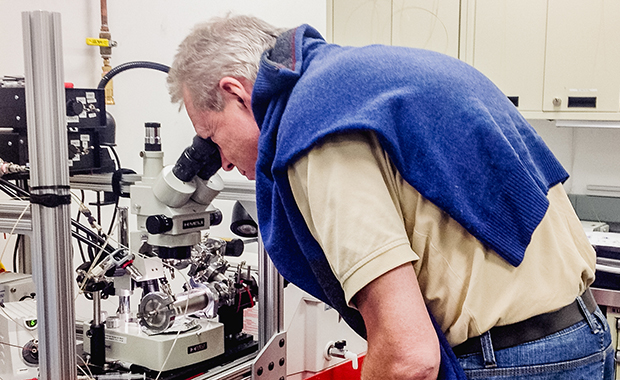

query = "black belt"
[453,289,598,357]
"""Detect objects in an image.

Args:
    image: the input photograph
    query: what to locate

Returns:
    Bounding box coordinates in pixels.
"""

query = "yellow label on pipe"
[86,38,110,47]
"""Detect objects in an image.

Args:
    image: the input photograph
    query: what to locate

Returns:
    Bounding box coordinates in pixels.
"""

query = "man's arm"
[287,131,441,379]
[355,262,440,380]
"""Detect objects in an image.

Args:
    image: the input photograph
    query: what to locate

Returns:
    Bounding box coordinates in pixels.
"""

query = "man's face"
[183,86,260,180]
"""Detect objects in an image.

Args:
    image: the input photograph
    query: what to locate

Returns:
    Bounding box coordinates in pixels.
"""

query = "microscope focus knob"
[146,214,173,234]
[66,99,84,117]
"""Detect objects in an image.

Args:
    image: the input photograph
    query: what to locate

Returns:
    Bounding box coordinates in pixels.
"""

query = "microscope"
[78,123,258,375]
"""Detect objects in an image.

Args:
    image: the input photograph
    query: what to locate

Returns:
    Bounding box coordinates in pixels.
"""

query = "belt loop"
[480,330,497,368]
[576,295,599,334]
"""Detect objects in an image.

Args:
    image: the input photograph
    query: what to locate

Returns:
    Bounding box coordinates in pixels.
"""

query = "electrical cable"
[76,190,87,263]
[0,177,29,198]
[76,352,94,379]
[98,61,170,89]
[12,234,21,272]
[106,145,122,237]
[0,202,29,265]
[72,222,114,253]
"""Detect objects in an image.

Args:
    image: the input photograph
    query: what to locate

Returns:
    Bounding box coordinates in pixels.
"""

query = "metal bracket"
[252,330,287,380]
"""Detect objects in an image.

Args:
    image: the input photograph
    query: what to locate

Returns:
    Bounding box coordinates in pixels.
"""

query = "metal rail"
[22,10,77,379]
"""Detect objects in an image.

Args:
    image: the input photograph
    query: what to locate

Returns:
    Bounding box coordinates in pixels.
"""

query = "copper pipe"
[100,0,109,32]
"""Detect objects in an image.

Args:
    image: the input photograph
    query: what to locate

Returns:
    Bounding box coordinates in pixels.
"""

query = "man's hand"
[355,262,440,380]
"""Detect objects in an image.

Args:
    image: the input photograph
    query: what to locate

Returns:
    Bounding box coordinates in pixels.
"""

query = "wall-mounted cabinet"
[328,0,620,121]
[465,0,547,112]
[466,0,620,120]
[328,0,460,58]
[542,0,620,115]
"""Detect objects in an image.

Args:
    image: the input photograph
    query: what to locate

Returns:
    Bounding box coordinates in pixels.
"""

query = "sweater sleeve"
[287,131,419,306]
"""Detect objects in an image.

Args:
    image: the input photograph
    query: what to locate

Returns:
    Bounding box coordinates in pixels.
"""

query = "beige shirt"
[288,131,596,347]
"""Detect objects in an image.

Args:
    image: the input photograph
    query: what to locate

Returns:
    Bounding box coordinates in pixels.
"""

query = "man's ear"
[218,77,253,109]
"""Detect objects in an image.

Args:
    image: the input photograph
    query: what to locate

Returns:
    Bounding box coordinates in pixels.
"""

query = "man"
[167,14,614,380]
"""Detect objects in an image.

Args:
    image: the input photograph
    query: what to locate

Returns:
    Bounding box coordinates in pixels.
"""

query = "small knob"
[146,214,173,234]
[66,99,84,116]
[210,209,223,226]
[552,97,562,107]
[224,238,244,257]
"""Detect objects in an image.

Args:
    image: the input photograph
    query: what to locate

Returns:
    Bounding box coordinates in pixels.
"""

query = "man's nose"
[220,154,234,171]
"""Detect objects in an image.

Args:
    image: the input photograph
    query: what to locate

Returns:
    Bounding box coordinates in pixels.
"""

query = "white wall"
[0,0,326,176]
[529,119,620,196]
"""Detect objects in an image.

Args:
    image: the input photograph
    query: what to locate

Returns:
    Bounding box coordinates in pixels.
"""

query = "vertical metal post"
[17,235,32,274]
[22,10,76,380]
[117,206,132,318]
[257,236,284,348]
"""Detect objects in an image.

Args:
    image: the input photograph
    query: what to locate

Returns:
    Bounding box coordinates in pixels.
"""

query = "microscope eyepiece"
[172,135,221,182]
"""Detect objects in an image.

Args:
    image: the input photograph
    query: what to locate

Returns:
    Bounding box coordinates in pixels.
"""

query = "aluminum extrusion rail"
[0,199,32,235]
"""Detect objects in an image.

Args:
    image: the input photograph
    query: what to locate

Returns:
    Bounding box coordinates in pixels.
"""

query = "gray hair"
[168,14,285,112]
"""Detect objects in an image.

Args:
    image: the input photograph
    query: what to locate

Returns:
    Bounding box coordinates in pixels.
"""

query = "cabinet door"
[392,0,461,57]
[543,0,620,113]
[331,0,392,46]
[470,0,547,112]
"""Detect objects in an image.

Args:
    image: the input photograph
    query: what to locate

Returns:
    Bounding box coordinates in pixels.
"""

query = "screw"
[14,95,19,100]
[16,116,20,121]
[552,97,562,107]
[7,141,12,147]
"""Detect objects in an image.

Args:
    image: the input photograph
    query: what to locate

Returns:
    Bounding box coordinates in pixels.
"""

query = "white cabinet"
[391,0,460,57]
[542,0,620,114]
[329,0,460,58]
[465,0,620,120]
[330,0,392,47]
[329,0,620,120]
[466,0,547,112]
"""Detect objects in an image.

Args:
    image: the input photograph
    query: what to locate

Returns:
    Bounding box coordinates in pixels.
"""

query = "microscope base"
[83,318,224,372]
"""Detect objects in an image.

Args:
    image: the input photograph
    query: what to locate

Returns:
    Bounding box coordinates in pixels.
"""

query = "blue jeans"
[456,302,615,379]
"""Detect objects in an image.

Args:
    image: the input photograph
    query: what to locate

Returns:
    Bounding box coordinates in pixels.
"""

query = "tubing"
[98,61,170,89]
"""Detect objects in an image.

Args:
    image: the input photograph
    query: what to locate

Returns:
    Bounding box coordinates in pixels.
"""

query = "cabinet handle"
[507,96,519,107]
[567,96,597,108]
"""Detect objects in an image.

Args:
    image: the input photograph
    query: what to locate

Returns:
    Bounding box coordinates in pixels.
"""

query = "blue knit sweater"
[253,25,567,378]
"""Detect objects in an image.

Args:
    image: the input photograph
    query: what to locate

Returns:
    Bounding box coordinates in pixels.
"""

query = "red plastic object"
[303,355,365,380]
[64,82,74,88]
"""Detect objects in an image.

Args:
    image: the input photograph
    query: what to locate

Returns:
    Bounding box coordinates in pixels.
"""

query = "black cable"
[98,61,170,89]
[106,145,122,237]
[71,231,113,254]
[0,178,28,198]
[71,221,112,250]
[108,145,121,171]
[106,196,120,237]
[0,177,116,263]
[76,190,87,263]
[0,184,19,199]
[12,234,21,272]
